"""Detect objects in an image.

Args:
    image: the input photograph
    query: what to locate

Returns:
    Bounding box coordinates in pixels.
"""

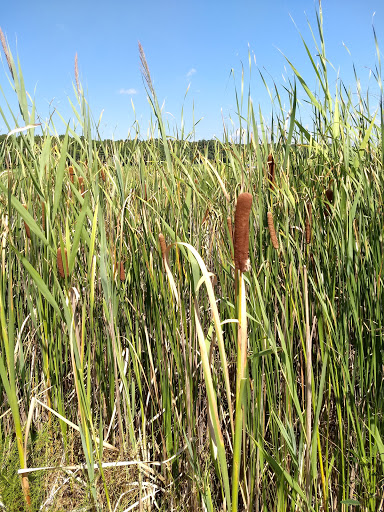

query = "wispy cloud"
[186,68,196,78]
[119,88,138,95]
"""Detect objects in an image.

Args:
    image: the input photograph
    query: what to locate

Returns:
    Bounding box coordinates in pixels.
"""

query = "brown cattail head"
[267,211,279,250]
[325,187,334,216]
[78,176,85,196]
[234,193,253,272]
[100,168,106,182]
[23,204,31,239]
[159,233,167,262]
[68,166,75,184]
[305,201,312,244]
[267,153,275,189]
[41,201,46,232]
[57,247,69,278]
[119,261,125,282]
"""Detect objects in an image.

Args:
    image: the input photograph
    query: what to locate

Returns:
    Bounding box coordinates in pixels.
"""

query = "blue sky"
[1,0,383,140]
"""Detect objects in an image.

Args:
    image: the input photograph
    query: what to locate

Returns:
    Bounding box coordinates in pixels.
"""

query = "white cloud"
[186,68,196,78]
[119,88,138,95]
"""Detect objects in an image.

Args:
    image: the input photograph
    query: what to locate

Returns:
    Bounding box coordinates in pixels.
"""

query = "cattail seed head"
[267,211,279,250]
[159,233,167,261]
[57,247,69,278]
[41,201,46,232]
[78,176,85,196]
[234,193,253,272]
[267,153,275,189]
[68,166,75,184]
[23,204,31,239]
[305,202,312,244]
[119,261,125,282]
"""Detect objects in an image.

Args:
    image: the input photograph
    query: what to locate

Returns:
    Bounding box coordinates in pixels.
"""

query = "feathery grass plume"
[57,248,69,278]
[68,166,75,184]
[74,53,80,95]
[305,201,312,244]
[119,261,125,282]
[267,153,275,188]
[159,233,167,262]
[138,41,154,96]
[41,201,46,232]
[234,193,253,272]
[267,211,279,250]
[0,27,14,79]
[23,204,31,239]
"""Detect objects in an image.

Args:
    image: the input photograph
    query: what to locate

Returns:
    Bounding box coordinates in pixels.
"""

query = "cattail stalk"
[267,211,279,250]
[305,202,312,244]
[57,248,69,278]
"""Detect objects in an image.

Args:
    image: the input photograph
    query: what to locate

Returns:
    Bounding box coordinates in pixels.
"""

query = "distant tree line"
[0,134,233,167]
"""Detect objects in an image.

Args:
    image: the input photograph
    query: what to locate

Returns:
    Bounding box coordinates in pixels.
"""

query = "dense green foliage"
[0,7,383,512]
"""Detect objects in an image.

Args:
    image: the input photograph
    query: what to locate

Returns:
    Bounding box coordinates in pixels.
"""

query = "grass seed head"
[41,201,46,232]
[0,27,14,79]
[234,193,253,272]
[267,211,279,250]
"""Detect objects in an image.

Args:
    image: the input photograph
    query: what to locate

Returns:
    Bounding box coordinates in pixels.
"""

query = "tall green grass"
[0,5,383,511]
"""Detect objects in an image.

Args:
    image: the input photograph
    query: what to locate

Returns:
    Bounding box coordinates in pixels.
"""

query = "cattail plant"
[232,192,253,510]
[267,211,279,250]
[23,204,31,239]
[57,247,69,278]
[305,201,312,244]
[267,153,275,189]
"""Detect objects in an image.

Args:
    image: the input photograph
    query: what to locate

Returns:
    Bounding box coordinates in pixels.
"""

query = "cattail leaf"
[0,183,49,244]
[359,111,377,153]
[69,194,89,274]
[21,257,61,316]
[52,127,69,221]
